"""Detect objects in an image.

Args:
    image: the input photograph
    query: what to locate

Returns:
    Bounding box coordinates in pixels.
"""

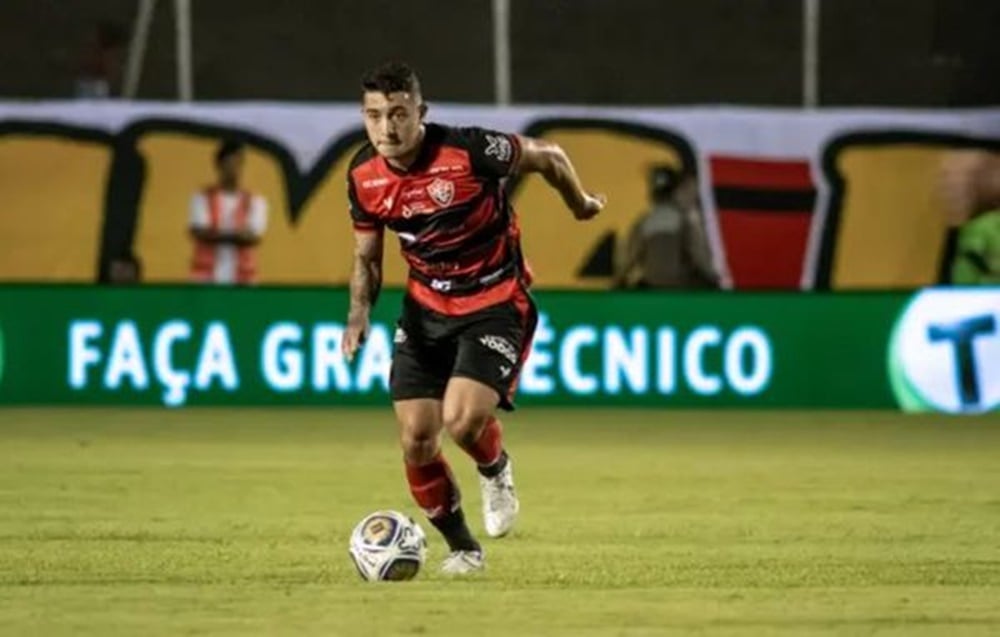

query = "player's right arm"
[342,172,385,362]
[516,136,606,221]
[342,227,384,362]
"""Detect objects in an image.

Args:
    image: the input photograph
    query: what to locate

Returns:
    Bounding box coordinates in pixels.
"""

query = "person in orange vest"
[189,140,268,285]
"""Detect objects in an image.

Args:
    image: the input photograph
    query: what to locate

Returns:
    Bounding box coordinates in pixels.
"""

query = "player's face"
[362,91,426,161]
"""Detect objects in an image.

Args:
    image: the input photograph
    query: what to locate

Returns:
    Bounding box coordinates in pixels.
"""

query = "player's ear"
[418,102,428,120]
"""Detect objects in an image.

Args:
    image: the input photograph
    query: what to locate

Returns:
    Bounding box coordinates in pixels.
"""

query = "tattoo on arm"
[348,229,384,320]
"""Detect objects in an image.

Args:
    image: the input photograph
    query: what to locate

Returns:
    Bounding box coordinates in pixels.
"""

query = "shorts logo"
[479,334,518,364]
[499,364,512,379]
[426,178,454,207]
[485,134,513,163]
[394,327,408,344]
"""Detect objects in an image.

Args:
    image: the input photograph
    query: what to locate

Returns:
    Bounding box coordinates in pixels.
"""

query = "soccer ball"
[348,510,428,581]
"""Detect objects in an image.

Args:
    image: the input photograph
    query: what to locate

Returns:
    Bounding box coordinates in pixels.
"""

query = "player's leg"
[442,376,518,538]
[443,377,505,469]
[393,398,480,555]
[390,320,483,573]
[445,297,537,538]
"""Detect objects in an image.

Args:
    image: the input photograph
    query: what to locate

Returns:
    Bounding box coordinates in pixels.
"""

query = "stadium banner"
[1,285,996,412]
[2,102,1000,290]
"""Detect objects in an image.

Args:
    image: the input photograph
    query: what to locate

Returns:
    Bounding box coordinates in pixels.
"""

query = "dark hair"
[361,61,421,96]
[215,140,244,165]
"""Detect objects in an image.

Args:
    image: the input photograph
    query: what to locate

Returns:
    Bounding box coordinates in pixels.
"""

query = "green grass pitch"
[1,408,999,635]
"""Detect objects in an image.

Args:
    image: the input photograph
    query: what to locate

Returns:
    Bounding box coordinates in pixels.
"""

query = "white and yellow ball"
[348,510,427,581]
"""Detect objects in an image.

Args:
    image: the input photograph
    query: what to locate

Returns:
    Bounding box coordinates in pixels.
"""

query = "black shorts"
[389,292,538,411]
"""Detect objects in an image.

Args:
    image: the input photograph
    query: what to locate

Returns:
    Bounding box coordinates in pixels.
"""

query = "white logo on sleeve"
[485,134,513,162]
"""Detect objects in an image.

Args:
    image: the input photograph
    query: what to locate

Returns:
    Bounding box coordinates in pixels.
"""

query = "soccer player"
[342,62,605,574]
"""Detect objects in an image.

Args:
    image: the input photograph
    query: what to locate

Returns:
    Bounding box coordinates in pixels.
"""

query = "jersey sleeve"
[347,178,383,233]
[454,127,521,179]
[189,192,209,229]
[248,195,268,237]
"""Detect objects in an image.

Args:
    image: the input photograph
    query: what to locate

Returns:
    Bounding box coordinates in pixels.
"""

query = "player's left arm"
[459,127,605,220]
[514,136,606,220]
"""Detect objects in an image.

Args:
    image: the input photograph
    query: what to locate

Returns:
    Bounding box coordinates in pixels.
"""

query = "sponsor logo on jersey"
[362,177,390,189]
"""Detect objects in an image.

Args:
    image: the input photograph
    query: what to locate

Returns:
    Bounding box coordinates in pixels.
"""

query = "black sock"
[429,508,481,552]
[477,450,509,479]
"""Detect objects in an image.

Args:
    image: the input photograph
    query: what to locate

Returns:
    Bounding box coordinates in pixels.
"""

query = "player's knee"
[443,405,491,449]
[398,412,440,465]
[400,426,439,465]
[395,402,442,465]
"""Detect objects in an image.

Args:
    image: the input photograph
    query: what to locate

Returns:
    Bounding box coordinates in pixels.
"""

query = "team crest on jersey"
[426,178,455,207]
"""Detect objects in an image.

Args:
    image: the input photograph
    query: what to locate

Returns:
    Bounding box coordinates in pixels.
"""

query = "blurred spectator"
[108,253,143,285]
[940,151,1000,284]
[189,141,268,285]
[75,21,127,98]
[940,151,1000,226]
[615,165,719,289]
[950,209,1000,284]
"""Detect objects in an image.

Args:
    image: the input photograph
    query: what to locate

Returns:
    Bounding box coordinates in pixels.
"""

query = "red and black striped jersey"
[348,123,530,316]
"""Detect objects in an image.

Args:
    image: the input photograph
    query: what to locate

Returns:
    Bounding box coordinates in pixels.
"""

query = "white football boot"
[479,458,519,538]
[440,550,485,575]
